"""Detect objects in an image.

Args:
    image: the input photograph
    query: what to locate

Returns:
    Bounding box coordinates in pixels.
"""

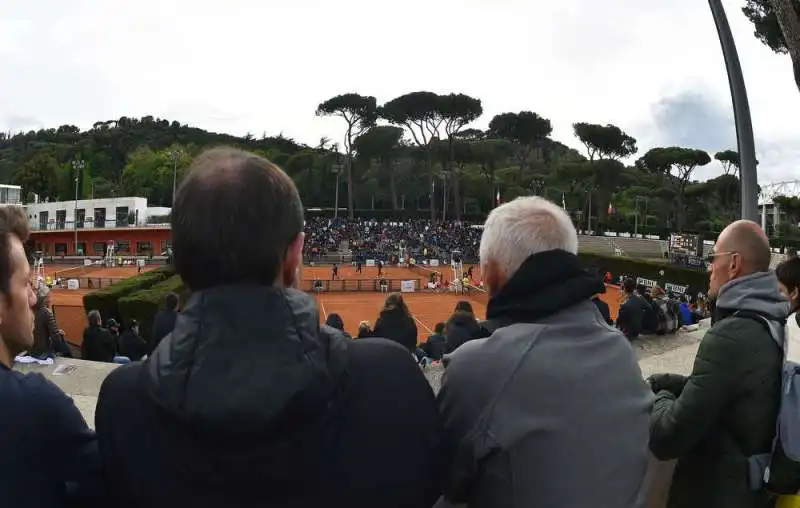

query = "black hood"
[486,249,605,323]
[143,285,348,436]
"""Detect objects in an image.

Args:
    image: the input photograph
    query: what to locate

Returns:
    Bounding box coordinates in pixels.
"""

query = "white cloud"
[1,0,798,184]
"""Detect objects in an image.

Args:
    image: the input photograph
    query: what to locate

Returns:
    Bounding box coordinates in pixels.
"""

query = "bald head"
[717,220,771,273]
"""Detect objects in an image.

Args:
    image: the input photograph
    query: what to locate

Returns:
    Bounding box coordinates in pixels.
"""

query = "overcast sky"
[2,0,799,185]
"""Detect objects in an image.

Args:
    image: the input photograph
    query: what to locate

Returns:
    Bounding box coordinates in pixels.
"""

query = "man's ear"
[282,233,305,287]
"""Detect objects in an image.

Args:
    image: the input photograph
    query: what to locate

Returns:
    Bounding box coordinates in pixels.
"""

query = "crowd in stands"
[3,147,800,508]
[303,216,482,263]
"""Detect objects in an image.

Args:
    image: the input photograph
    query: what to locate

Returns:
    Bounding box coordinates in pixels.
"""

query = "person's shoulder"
[100,362,141,397]
[2,369,80,419]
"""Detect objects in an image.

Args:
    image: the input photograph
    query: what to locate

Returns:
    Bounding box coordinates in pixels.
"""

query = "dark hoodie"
[95,286,443,508]
[444,311,482,354]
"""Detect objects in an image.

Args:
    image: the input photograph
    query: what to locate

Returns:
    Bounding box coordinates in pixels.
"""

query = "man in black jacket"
[0,206,101,507]
[95,147,443,508]
[149,292,178,353]
[649,220,790,508]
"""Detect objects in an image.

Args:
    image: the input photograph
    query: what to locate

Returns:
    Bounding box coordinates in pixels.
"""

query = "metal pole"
[71,160,83,254]
[708,0,759,222]
[171,151,178,206]
[334,172,340,218]
[634,197,639,237]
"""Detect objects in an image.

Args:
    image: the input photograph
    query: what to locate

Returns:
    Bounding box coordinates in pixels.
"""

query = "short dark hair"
[623,278,637,294]
[164,292,179,311]
[171,147,304,290]
[0,206,30,297]
[454,300,474,315]
[434,322,445,334]
[777,257,800,295]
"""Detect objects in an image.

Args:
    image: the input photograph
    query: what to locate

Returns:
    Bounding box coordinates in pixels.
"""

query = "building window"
[75,242,86,256]
[116,206,129,227]
[92,242,106,255]
[94,208,106,228]
[39,211,49,231]
[76,209,85,229]
[55,210,66,229]
[115,240,130,253]
[136,241,152,254]
[54,243,67,255]
[160,240,172,254]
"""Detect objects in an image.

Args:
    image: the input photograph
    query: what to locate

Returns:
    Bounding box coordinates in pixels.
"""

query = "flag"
[562,193,566,210]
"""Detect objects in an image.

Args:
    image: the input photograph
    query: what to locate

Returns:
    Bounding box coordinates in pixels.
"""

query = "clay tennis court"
[304,264,621,342]
[43,261,622,347]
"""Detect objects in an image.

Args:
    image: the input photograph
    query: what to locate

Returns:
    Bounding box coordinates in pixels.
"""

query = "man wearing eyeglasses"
[647,220,791,508]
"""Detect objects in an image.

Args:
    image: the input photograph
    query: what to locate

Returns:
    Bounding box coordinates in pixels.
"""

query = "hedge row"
[82,266,175,322]
[118,275,187,342]
[577,252,709,292]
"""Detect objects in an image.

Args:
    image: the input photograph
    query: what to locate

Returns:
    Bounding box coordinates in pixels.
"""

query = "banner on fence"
[429,259,439,267]
[67,279,80,290]
[400,280,416,293]
[637,277,657,288]
[366,259,376,267]
[664,282,688,295]
[83,258,92,266]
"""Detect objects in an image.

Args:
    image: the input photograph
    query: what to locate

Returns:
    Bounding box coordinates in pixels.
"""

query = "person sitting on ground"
[443,301,483,354]
[616,278,648,339]
[437,196,651,508]
[649,220,790,508]
[118,319,148,362]
[0,205,101,506]
[81,310,117,363]
[150,292,179,353]
[325,312,352,339]
[776,256,800,329]
[373,292,418,354]
[592,285,614,326]
[94,147,443,508]
[421,322,447,361]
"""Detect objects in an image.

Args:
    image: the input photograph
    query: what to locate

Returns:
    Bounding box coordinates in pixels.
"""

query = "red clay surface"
[42,261,623,348]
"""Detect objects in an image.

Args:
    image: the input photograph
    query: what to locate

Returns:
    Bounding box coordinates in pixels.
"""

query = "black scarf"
[486,249,606,324]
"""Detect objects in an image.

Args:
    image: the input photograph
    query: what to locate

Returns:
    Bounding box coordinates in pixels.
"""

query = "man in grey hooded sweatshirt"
[649,220,791,508]
[437,197,652,508]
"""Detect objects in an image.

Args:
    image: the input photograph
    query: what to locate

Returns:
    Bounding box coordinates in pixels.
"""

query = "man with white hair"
[437,197,652,508]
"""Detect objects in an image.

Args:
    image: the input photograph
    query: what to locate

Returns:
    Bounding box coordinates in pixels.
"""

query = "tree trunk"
[388,161,399,211]
[453,171,462,220]
[346,154,355,218]
[769,0,800,93]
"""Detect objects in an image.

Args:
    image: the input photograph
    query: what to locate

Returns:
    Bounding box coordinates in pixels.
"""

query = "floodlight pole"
[708,0,759,222]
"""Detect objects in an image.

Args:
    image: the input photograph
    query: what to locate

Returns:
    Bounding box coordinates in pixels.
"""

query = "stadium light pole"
[708,0,759,222]
[332,161,343,218]
[170,150,179,207]
[71,159,84,254]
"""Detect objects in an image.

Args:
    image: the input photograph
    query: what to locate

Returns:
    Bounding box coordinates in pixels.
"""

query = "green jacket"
[650,271,790,508]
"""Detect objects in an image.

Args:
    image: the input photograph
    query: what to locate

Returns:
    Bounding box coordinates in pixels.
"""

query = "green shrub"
[577,252,709,292]
[118,275,186,342]
[82,266,174,322]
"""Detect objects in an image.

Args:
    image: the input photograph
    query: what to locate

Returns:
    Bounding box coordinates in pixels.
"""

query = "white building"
[0,184,22,205]
[26,197,150,231]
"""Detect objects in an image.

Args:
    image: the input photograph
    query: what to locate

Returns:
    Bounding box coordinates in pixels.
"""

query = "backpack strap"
[732,310,787,357]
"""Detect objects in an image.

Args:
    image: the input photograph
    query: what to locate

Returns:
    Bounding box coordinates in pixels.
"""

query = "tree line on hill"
[1,104,798,240]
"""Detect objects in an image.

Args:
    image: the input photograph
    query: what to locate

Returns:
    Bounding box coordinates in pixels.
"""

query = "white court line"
[320,301,328,321]
[412,314,433,334]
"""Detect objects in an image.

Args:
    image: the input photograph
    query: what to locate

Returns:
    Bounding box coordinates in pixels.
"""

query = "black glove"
[647,373,688,396]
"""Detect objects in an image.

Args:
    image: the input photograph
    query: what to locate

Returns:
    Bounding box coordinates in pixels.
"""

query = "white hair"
[479,196,578,278]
